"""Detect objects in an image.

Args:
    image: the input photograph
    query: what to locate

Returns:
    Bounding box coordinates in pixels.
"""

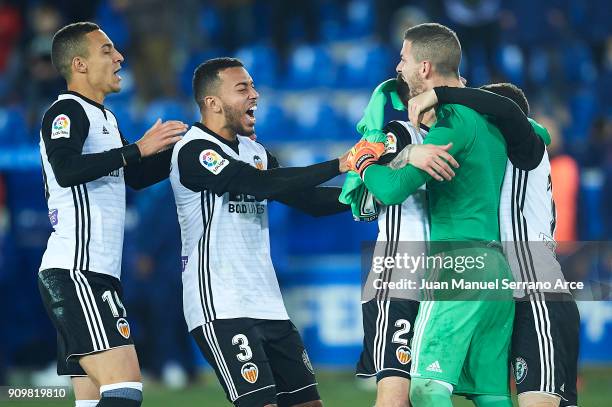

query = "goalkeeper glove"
[347,140,386,179]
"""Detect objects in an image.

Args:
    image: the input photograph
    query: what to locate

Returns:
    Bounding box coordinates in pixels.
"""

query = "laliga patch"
[384,133,397,154]
[396,345,412,365]
[514,357,528,384]
[116,318,131,339]
[51,114,71,139]
[241,362,259,383]
[253,155,264,170]
[199,149,229,175]
[302,350,314,374]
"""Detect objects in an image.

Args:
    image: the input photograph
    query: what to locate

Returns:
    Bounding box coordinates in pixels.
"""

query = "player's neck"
[67,82,105,105]
[200,116,237,143]
[430,75,464,89]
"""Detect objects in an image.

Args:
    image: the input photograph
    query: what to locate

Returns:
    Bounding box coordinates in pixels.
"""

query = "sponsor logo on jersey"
[51,114,71,139]
[108,168,121,177]
[102,125,109,135]
[116,318,131,339]
[48,209,58,226]
[396,345,411,365]
[199,149,229,174]
[228,193,265,215]
[302,350,314,374]
[253,155,264,170]
[241,362,259,383]
[385,133,397,154]
[514,357,528,384]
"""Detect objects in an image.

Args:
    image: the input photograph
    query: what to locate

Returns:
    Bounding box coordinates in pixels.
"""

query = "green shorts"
[410,247,515,395]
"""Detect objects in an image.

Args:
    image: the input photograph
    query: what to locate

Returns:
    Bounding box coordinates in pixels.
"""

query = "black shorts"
[356,298,419,382]
[191,319,319,407]
[512,295,580,406]
[38,268,134,376]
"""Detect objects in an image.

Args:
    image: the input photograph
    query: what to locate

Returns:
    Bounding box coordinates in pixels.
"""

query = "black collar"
[63,91,106,112]
[193,122,240,153]
[420,123,430,132]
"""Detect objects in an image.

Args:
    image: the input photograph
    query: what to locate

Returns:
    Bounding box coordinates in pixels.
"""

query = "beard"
[222,102,254,136]
[406,70,427,99]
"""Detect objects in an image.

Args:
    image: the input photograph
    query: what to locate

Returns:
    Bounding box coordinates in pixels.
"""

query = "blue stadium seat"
[178,49,226,97]
[567,87,599,144]
[0,106,28,146]
[292,95,343,140]
[528,47,551,86]
[562,41,597,84]
[95,2,130,51]
[496,44,525,87]
[198,5,222,43]
[284,45,337,89]
[580,169,605,239]
[106,98,141,141]
[467,47,491,86]
[251,98,290,142]
[339,42,393,89]
[234,44,279,87]
[344,0,375,39]
[319,0,344,42]
[142,98,191,137]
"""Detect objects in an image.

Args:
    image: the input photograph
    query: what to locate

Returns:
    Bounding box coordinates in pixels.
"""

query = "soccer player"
[37,22,187,407]
[408,83,580,407]
[348,23,515,407]
[170,57,351,407]
[353,76,459,407]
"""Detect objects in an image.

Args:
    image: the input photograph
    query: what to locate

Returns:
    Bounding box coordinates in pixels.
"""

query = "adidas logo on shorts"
[426,360,443,373]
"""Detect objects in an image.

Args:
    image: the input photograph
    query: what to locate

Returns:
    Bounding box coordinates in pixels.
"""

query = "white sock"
[99,381,143,394]
[75,400,98,407]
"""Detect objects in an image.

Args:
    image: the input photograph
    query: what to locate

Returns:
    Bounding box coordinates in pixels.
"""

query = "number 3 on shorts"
[232,334,253,362]
[392,319,411,345]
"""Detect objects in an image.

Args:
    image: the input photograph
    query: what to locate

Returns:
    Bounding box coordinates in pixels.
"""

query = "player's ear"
[421,60,432,79]
[73,56,87,74]
[204,95,222,113]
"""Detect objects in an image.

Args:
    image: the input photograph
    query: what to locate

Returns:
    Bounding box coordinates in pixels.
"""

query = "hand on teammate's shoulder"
[136,118,188,157]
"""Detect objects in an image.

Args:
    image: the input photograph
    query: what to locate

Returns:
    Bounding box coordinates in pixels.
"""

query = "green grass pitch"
[9,367,612,406]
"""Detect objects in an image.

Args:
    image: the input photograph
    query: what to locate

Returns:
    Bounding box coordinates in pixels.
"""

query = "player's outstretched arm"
[264,151,349,216]
[122,119,188,190]
[273,186,349,217]
[178,139,347,201]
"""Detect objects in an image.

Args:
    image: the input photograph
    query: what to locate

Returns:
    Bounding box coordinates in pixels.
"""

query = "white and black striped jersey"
[39,91,171,279]
[171,123,345,330]
[430,86,567,298]
[500,148,569,298]
[364,121,430,302]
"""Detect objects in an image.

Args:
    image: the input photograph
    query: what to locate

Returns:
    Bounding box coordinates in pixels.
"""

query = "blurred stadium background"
[0,0,610,405]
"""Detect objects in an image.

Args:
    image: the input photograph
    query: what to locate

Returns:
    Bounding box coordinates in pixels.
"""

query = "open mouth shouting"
[245,104,257,126]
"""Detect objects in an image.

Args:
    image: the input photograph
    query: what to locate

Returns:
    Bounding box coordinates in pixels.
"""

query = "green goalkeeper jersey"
[363,103,507,243]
